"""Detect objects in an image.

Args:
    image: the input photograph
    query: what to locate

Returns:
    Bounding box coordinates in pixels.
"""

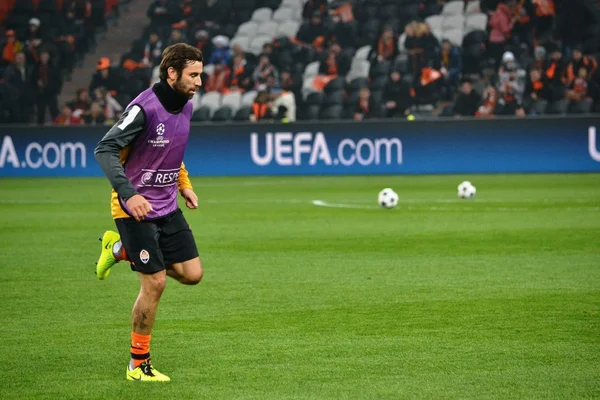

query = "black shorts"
[115,208,199,274]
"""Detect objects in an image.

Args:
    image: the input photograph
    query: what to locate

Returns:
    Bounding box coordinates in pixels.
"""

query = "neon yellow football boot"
[127,361,171,382]
[95,230,121,280]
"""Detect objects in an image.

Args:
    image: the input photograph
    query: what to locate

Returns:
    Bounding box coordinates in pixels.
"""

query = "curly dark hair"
[159,43,203,80]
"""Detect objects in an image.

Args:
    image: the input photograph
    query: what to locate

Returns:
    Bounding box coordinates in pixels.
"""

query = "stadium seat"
[346,60,371,83]
[371,60,392,78]
[257,21,279,37]
[237,21,259,37]
[347,77,369,93]
[249,35,273,55]
[251,7,273,23]
[465,1,481,15]
[241,90,258,107]
[276,20,301,38]
[323,90,344,106]
[303,61,320,78]
[222,92,242,114]
[305,92,324,105]
[212,106,234,121]
[230,36,251,52]
[442,28,464,47]
[324,77,345,93]
[569,99,593,114]
[320,104,343,120]
[199,92,222,117]
[354,45,372,61]
[442,15,465,31]
[465,13,488,33]
[305,104,321,120]
[234,106,253,121]
[442,1,465,15]
[425,15,443,31]
[203,64,215,76]
[192,107,211,122]
[397,33,406,52]
[280,0,303,8]
[548,99,569,114]
[272,7,294,23]
[370,76,388,91]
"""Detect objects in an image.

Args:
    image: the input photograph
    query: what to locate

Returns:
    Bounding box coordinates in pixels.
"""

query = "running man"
[94,43,204,382]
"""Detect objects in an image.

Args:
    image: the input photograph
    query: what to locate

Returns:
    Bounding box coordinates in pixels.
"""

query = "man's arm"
[94,105,145,200]
[178,162,193,193]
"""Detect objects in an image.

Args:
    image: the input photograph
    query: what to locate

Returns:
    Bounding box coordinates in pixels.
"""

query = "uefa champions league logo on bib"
[156,123,165,139]
[148,123,170,148]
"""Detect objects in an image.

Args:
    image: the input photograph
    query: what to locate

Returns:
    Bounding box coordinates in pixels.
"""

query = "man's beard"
[174,77,194,99]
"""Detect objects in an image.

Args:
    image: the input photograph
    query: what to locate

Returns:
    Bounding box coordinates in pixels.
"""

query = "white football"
[378,188,399,209]
[457,181,476,199]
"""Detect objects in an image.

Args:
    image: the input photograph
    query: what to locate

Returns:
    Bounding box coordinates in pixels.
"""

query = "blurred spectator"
[327,10,357,50]
[93,86,123,123]
[563,46,597,87]
[4,52,33,123]
[23,18,46,65]
[318,43,349,77]
[250,90,273,121]
[172,0,195,32]
[511,0,535,53]
[354,87,379,120]
[565,67,593,112]
[369,25,397,78]
[498,60,525,103]
[497,80,526,116]
[303,0,328,20]
[205,62,231,93]
[32,50,61,125]
[532,0,556,42]
[54,103,81,125]
[167,29,188,47]
[523,67,550,114]
[488,1,515,68]
[528,46,547,71]
[83,101,107,125]
[295,11,328,58]
[404,22,425,81]
[476,82,499,117]
[453,79,481,117]
[271,73,297,122]
[1,30,23,66]
[194,0,228,36]
[143,31,163,67]
[69,88,91,116]
[436,39,463,100]
[192,29,211,63]
[383,70,413,118]
[208,35,230,66]
[89,57,120,95]
[229,53,252,92]
[543,44,567,101]
[253,54,279,91]
[147,0,177,37]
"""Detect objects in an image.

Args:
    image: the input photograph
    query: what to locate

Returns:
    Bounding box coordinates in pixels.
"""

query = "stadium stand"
[1,0,599,124]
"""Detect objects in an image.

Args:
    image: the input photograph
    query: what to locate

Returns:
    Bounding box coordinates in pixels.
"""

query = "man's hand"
[126,194,153,221]
[181,188,199,209]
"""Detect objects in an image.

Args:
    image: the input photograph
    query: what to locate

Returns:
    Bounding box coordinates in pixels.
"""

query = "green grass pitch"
[0,173,599,399]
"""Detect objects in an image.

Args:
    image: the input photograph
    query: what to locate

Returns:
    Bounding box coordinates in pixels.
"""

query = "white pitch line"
[312,200,377,210]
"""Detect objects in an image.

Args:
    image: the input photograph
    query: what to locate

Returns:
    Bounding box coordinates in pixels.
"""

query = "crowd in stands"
[1,0,599,124]
[0,0,120,124]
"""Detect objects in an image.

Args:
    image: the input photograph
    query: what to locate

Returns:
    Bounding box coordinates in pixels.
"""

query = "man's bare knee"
[185,267,203,285]
[141,272,167,296]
